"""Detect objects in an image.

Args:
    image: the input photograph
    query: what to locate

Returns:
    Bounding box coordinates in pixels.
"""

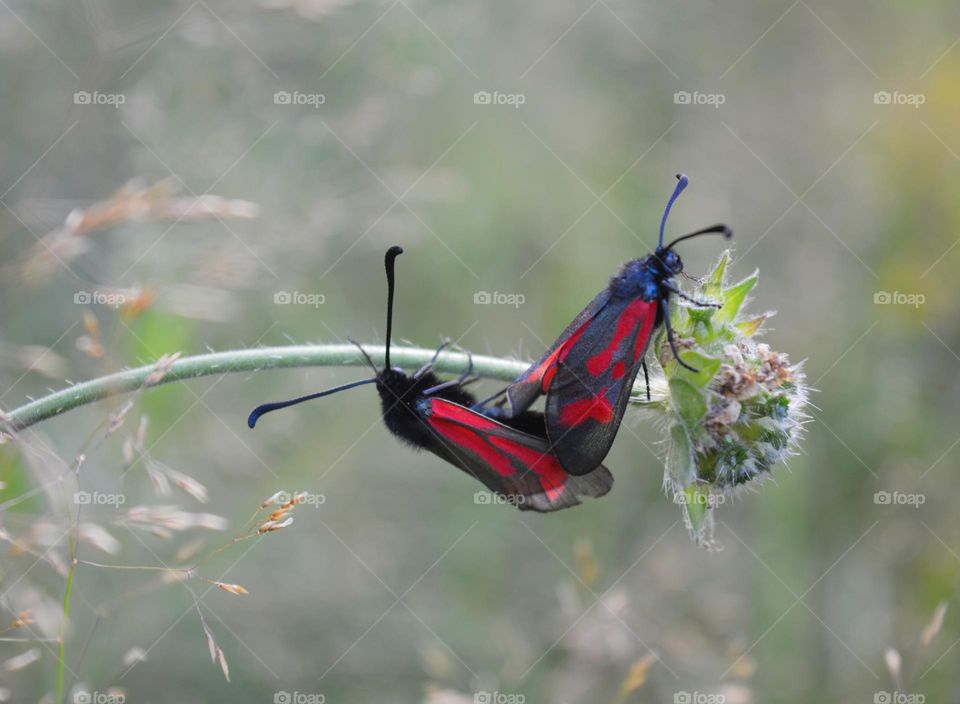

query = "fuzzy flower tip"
[632,250,809,547]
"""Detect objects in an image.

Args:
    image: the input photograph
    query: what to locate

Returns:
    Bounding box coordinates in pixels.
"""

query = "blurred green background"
[1,0,959,702]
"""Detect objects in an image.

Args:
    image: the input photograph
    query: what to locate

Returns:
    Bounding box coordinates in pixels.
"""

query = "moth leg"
[663,282,721,309]
[457,350,476,385]
[422,351,476,396]
[642,360,651,401]
[414,337,452,379]
[421,379,454,395]
[471,386,508,412]
[441,342,476,385]
[661,297,699,373]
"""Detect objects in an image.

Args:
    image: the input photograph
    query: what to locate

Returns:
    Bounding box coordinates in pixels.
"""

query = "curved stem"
[1,345,534,432]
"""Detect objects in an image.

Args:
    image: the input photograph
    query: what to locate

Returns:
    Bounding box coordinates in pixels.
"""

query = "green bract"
[632,251,808,547]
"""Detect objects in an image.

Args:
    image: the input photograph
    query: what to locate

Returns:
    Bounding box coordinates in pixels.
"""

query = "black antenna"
[663,224,732,252]
[248,378,377,428]
[384,246,403,370]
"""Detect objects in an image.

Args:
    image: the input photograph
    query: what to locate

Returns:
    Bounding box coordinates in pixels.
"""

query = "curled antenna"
[663,224,733,251]
[247,378,377,428]
[384,246,403,370]
[658,173,689,248]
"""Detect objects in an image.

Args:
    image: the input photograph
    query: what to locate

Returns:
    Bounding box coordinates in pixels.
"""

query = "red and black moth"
[248,246,612,513]
[477,174,733,477]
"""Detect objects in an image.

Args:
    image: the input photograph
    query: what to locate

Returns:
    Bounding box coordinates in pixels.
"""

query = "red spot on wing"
[429,399,500,430]
[586,299,655,377]
[541,365,558,391]
[558,324,588,362]
[488,436,566,502]
[428,417,517,477]
[632,303,657,360]
[428,399,568,502]
[611,361,626,380]
[521,348,559,393]
[517,322,590,393]
[559,391,614,427]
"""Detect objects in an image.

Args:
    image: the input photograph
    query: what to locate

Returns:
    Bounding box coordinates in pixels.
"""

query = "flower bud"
[633,251,809,546]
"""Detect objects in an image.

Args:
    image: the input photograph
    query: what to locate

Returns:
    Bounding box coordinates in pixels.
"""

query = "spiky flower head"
[633,250,809,547]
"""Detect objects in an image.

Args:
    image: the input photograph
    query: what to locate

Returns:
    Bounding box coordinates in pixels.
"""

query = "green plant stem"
[1,344,541,432]
[56,560,74,703]
[57,489,76,704]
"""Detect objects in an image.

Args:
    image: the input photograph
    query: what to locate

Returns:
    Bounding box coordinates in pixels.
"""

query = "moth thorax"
[612,259,659,301]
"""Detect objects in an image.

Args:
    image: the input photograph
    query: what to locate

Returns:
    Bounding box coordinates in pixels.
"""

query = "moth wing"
[425,398,613,512]
[544,297,659,475]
